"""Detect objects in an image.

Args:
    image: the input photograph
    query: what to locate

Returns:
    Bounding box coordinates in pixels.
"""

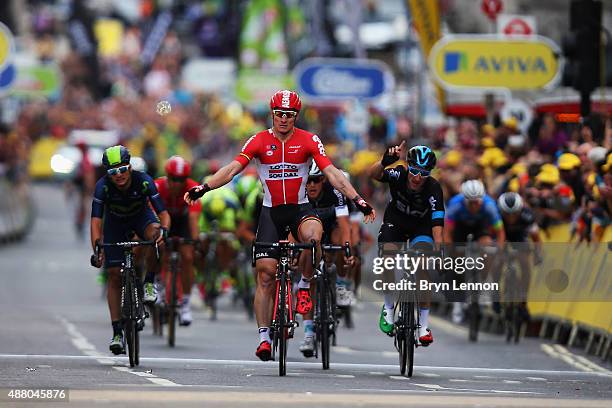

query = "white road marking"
[540,344,611,375]
[526,377,547,382]
[389,375,410,380]
[412,383,542,395]
[552,345,612,374]
[449,379,470,382]
[56,316,180,387]
[503,380,522,384]
[1,354,610,378]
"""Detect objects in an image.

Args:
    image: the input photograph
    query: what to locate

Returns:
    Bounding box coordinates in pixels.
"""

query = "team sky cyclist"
[497,191,542,318]
[299,162,354,357]
[154,156,201,326]
[184,90,376,361]
[90,145,170,355]
[369,142,444,346]
[445,179,505,323]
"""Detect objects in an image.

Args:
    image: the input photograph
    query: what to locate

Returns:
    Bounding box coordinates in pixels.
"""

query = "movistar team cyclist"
[155,156,202,326]
[497,192,541,318]
[90,145,170,355]
[444,179,505,323]
[299,162,354,357]
[369,142,445,346]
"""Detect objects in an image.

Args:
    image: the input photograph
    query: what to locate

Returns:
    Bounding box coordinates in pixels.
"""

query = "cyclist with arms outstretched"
[185,90,376,361]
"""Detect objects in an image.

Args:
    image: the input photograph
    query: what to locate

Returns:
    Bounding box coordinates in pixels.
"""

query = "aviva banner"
[429,35,560,90]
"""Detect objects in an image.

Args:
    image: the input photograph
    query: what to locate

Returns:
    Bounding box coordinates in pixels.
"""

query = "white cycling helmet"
[461,180,485,200]
[309,161,323,177]
[498,192,523,214]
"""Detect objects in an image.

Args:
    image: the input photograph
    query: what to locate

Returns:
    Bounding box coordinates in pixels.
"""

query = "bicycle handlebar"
[91,240,159,268]
[322,241,351,258]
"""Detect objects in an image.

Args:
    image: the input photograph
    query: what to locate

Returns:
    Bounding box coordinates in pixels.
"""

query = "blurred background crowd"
[0,0,611,243]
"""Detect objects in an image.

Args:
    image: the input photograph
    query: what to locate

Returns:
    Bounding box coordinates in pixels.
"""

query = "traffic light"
[561,0,602,94]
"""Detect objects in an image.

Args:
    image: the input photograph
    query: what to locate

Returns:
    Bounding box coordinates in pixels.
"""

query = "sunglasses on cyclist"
[169,176,187,182]
[307,176,324,184]
[408,166,430,177]
[107,164,130,176]
[272,109,298,119]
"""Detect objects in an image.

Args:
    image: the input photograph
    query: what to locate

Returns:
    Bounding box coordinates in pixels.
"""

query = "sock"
[112,320,122,336]
[419,308,429,336]
[303,320,314,338]
[383,293,394,310]
[298,275,310,290]
[258,327,271,344]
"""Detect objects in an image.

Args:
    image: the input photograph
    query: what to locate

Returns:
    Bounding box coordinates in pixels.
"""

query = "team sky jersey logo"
[268,164,299,179]
[388,169,401,179]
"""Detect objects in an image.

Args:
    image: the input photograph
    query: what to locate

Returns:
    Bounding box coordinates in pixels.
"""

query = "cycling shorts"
[378,222,435,248]
[452,222,491,243]
[103,205,159,267]
[169,214,191,240]
[254,203,321,260]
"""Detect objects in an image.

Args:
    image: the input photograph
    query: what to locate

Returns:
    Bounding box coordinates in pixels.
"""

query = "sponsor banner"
[94,19,124,57]
[429,35,560,90]
[294,58,394,101]
[361,242,611,303]
[0,22,15,72]
[9,63,61,98]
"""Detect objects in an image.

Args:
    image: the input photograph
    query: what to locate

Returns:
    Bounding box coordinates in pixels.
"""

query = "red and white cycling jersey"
[155,177,202,217]
[235,128,332,207]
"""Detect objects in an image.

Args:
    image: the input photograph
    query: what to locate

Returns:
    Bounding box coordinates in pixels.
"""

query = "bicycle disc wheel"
[278,278,287,376]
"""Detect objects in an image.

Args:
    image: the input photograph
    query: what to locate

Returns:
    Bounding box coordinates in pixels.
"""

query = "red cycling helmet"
[165,155,191,178]
[269,90,302,112]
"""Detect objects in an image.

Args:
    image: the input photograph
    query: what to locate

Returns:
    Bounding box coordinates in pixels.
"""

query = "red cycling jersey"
[235,128,332,207]
[155,177,202,217]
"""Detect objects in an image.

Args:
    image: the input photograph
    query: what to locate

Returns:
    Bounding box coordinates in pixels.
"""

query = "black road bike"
[253,240,315,376]
[313,243,350,370]
[92,240,159,367]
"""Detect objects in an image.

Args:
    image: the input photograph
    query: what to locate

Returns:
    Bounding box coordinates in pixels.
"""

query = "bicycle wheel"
[134,323,140,366]
[167,265,177,348]
[468,302,479,342]
[398,301,416,377]
[278,276,288,376]
[125,319,136,368]
[320,275,330,370]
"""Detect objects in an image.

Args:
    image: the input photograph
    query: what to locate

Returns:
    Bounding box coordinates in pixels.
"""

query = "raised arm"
[323,164,376,223]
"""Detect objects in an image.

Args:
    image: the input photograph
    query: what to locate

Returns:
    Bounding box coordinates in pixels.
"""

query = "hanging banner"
[406,0,446,112]
[140,11,173,66]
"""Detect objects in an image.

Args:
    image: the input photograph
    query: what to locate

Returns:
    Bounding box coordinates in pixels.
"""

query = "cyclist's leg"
[102,216,129,353]
[135,207,162,302]
[409,236,435,345]
[295,216,323,315]
[330,224,353,306]
[253,206,282,360]
[377,223,406,334]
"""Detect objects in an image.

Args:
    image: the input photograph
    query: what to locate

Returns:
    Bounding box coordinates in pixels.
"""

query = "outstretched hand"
[381,140,406,167]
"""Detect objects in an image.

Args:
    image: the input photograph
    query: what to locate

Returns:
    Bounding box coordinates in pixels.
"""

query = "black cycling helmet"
[102,145,131,168]
[407,145,437,171]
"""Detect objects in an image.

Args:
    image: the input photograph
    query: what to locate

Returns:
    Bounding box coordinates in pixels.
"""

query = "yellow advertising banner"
[0,22,15,72]
[429,35,560,90]
[406,0,446,112]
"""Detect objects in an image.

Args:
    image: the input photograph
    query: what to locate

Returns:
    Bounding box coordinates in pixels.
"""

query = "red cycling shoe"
[295,288,313,315]
[419,329,434,346]
[256,341,272,361]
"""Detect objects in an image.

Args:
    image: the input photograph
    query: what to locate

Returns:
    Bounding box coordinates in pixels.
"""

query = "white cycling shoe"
[336,285,354,307]
[179,302,192,326]
[299,336,315,358]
